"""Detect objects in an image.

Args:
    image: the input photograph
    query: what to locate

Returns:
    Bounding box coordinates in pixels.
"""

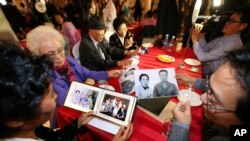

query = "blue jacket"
[51,56,108,106]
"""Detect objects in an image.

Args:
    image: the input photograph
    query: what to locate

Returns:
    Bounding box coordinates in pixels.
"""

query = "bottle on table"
[167,35,175,52]
[176,33,183,52]
[162,34,169,50]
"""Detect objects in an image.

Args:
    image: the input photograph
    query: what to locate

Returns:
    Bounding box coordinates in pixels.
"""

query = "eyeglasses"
[205,76,235,113]
[227,19,242,24]
[46,47,64,60]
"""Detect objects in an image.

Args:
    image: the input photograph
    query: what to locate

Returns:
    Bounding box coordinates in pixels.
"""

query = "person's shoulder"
[81,36,92,46]
[167,81,176,86]
[66,56,79,66]
[154,82,161,87]
[110,33,117,39]
[63,21,74,26]
[135,85,141,90]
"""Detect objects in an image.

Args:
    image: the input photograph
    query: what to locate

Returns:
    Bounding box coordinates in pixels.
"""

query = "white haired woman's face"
[39,37,66,67]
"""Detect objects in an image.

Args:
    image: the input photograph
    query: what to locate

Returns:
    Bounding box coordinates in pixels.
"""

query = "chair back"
[141,25,156,37]
[72,41,81,63]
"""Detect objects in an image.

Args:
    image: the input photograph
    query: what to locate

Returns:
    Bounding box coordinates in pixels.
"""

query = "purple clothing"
[61,22,81,48]
[51,56,108,106]
[193,34,242,75]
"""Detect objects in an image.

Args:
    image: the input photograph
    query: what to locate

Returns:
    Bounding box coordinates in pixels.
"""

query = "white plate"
[130,55,139,59]
[142,43,154,48]
[99,85,115,91]
[184,58,201,66]
[130,59,139,65]
[177,90,202,106]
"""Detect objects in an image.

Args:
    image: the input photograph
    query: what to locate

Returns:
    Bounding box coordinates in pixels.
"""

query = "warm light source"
[213,0,223,7]
[0,0,6,5]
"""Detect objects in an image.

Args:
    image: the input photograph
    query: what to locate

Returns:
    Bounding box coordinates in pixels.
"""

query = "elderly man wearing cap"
[79,16,132,71]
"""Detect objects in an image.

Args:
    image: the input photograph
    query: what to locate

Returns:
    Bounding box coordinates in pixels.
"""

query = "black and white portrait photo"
[134,68,179,99]
[119,65,139,94]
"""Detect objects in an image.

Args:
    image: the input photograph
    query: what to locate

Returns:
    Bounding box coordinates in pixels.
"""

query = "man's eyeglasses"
[205,76,235,113]
[46,47,64,60]
[227,19,242,24]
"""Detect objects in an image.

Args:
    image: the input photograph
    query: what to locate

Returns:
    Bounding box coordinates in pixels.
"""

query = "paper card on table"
[119,65,139,95]
[64,81,137,134]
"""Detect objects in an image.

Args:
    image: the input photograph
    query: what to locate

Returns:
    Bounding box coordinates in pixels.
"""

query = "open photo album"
[64,81,137,134]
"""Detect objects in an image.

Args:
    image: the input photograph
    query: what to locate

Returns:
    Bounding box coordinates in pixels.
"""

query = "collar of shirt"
[117,33,125,45]
[89,35,99,49]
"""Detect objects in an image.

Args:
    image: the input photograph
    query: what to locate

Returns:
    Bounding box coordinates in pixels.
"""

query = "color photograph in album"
[95,90,137,126]
[64,81,103,113]
[64,81,137,128]
[134,68,179,99]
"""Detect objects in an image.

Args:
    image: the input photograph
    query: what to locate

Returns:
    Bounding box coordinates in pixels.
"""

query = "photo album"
[64,81,137,134]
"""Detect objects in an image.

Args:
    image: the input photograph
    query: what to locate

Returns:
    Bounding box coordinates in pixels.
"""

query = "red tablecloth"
[57,46,203,141]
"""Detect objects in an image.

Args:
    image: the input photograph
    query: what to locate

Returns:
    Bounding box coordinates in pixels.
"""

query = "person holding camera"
[191,7,250,77]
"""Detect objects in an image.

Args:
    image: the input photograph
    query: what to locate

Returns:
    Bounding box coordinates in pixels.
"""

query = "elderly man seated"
[79,16,132,71]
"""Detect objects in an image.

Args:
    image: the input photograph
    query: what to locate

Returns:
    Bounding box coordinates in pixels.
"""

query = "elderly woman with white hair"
[26,25,121,128]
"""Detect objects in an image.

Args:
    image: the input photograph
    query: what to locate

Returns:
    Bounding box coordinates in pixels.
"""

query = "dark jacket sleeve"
[79,36,117,71]
[109,34,126,60]
[35,119,88,141]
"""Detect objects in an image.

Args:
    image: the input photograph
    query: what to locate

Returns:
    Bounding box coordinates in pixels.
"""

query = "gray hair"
[26,25,65,56]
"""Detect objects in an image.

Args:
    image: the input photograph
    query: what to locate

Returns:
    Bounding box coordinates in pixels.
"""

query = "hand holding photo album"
[64,81,137,134]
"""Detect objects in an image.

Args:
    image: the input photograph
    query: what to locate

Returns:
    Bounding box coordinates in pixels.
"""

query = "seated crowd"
[1,0,250,140]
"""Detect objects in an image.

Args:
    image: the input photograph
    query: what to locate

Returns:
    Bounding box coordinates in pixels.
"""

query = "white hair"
[26,25,65,56]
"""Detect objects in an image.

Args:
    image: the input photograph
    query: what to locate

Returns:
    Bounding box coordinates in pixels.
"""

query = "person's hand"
[172,101,192,125]
[191,23,203,43]
[117,59,133,69]
[108,70,122,78]
[124,37,134,49]
[125,49,138,56]
[77,111,94,128]
[123,59,133,68]
[176,73,197,86]
[112,122,133,141]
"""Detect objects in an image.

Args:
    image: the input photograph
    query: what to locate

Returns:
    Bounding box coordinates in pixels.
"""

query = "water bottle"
[167,35,175,52]
[162,34,169,50]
